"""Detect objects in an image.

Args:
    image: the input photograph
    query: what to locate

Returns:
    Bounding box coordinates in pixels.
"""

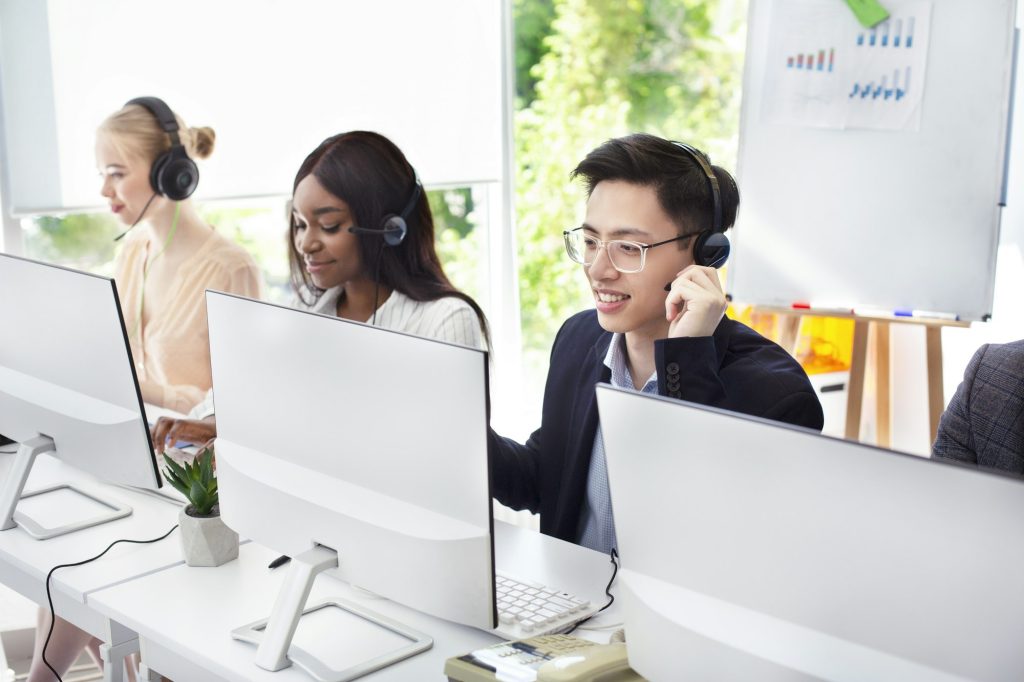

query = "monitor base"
[0,435,132,540]
[232,545,432,681]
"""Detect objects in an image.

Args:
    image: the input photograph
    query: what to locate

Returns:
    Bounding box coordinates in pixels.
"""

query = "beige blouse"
[114,228,262,414]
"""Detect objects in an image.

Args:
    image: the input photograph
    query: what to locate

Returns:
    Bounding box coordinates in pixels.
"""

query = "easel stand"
[770,310,969,448]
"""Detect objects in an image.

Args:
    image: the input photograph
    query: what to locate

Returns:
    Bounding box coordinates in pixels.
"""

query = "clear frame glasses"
[562,227,692,274]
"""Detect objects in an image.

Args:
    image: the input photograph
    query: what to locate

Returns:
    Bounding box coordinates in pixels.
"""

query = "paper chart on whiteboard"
[761,0,933,131]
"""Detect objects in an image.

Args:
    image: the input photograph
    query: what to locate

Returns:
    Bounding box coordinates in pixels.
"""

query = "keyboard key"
[548,596,576,610]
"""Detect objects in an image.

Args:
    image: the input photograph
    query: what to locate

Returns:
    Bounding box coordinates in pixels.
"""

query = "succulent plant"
[162,447,219,517]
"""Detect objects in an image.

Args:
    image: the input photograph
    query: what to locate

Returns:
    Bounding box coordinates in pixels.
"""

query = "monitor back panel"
[597,386,1024,681]
[207,291,491,528]
[0,254,155,487]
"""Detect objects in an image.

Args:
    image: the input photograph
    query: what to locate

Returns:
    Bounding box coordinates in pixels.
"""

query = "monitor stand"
[0,435,132,539]
[231,545,433,682]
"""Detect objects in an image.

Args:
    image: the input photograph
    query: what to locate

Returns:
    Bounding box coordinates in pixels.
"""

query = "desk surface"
[0,452,182,635]
[88,521,621,681]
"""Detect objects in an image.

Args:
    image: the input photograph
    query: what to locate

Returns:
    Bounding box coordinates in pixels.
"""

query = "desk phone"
[444,634,643,681]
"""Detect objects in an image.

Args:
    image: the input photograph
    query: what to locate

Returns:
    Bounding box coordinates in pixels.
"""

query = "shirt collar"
[602,332,657,391]
[310,286,404,323]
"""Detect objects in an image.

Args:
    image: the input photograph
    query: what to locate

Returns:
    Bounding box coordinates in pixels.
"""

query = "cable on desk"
[565,547,619,635]
[42,524,179,682]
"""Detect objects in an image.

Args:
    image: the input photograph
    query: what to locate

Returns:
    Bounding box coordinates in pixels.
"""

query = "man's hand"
[151,416,217,455]
[665,265,728,338]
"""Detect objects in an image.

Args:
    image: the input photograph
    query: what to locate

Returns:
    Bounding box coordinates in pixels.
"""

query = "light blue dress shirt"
[577,333,659,553]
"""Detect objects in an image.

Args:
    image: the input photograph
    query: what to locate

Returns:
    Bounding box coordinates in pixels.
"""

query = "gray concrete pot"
[178,504,238,567]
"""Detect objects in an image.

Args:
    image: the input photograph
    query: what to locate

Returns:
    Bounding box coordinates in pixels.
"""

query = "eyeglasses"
[562,227,694,274]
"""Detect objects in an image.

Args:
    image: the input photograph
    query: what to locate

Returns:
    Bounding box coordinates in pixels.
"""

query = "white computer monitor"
[206,291,494,678]
[596,384,1024,682]
[0,253,159,538]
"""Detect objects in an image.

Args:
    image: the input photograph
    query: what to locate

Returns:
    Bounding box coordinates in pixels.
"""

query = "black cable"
[370,241,385,327]
[565,547,619,635]
[41,524,178,682]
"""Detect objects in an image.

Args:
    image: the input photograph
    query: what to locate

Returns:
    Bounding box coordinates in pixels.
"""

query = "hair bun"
[190,126,216,159]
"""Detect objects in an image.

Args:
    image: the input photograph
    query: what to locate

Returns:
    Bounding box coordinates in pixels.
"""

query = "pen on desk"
[268,554,291,570]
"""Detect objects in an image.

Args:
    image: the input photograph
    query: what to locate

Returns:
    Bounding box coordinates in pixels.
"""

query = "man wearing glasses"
[489,134,824,553]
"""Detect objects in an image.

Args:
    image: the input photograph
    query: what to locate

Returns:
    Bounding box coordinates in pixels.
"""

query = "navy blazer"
[489,310,825,542]
[932,340,1024,474]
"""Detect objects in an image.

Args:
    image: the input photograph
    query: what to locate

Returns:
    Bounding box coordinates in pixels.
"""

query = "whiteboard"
[730,0,1017,321]
[0,0,504,214]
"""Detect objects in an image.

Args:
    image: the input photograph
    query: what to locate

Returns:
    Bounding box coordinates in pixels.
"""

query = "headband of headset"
[671,141,722,234]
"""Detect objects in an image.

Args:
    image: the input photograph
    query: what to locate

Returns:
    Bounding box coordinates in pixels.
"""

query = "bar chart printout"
[763,0,932,131]
[846,2,931,130]
[762,0,848,129]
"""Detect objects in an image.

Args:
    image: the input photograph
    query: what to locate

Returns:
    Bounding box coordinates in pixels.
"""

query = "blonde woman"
[26,97,262,682]
[97,96,262,413]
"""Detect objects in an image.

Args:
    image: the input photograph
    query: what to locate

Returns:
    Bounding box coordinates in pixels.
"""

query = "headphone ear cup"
[692,231,730,268]
[380,215,408,246]
[149,151,171,196]
[153,148,199,201]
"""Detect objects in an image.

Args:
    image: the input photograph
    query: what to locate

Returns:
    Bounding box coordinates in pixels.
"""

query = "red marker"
[791,302,811,310]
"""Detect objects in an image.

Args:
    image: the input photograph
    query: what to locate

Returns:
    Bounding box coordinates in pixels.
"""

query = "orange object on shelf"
[731,305,854,375]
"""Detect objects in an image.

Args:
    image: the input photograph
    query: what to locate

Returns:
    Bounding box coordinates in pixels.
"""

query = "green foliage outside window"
[19,0,746,387]
[512,0,746,376]
[24,213,121,275]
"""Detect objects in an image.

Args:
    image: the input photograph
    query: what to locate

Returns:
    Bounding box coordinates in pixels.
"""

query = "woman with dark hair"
[151,131,488,449]
[287,130,489,340]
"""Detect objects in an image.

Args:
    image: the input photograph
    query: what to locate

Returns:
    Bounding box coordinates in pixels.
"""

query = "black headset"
[671,141,731,269]
[348,178,422,247]
[125,97,199,201]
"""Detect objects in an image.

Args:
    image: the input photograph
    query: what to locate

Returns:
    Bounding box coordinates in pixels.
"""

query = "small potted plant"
[162,447,238,567]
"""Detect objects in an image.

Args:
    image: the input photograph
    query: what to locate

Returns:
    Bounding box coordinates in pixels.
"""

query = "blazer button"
[669,390,682,399]
[667,380,680,392]
[667,362,680,376]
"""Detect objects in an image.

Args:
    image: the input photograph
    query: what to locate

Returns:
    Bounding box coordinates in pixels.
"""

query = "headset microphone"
[113,97,198,242]
[113,192,158,242]
[348,223,406,246]
[346,178,423,247]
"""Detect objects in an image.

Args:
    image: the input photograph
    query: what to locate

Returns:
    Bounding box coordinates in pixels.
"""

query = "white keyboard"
[493,572,599,639]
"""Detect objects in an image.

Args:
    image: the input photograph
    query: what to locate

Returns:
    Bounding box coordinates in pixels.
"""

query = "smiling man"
[489,134,824,552]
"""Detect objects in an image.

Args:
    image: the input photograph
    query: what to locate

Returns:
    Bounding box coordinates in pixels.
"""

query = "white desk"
[0,452,184,677]
[87,521,620,681]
